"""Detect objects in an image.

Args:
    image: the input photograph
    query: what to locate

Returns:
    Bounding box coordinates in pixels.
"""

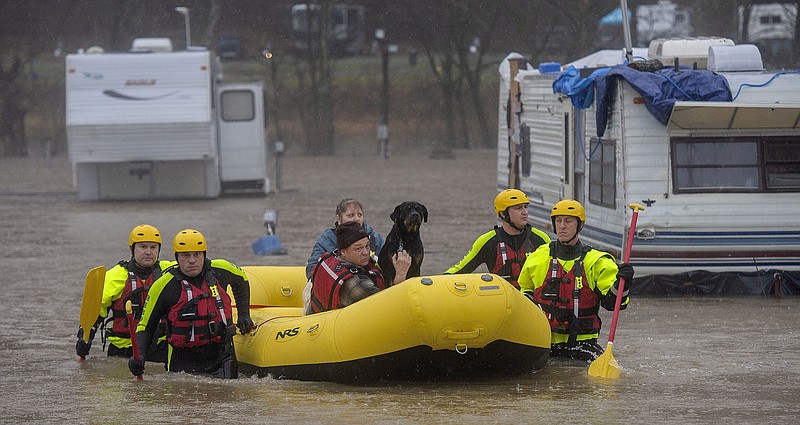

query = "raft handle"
[307,324,320,333]
[280,285,293,297]
[446,329,481,339]
[453,281,468,291]
[455,343,468,354]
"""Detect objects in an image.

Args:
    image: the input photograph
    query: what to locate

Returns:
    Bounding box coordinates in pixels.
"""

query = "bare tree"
[0,53,26,156]
[394,0,511,157]
[454,1,505,150]
[291,0,336,155]
[0,2,71,156]
[793,0,800,65]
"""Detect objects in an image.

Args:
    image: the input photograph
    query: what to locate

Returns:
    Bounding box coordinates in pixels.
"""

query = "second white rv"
[498,39,800,291]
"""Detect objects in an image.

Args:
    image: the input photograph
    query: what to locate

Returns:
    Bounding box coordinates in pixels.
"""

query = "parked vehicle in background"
[217,35,245,59]
[596,0,693,49]
[739,3,797,62]
[290,3,366,55]
[635,0,692,46]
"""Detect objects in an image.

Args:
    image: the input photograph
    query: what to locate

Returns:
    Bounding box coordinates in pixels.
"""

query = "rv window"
[672,136,800,193]
[292,7,320,33]
[347,9,361,27]
[588,138,616,208]
[563,113,570,185]
[333,9,345,26]
[221,90,255,122]
[764,140,800,188]
[520,124,531,177]
[573,112,585,204]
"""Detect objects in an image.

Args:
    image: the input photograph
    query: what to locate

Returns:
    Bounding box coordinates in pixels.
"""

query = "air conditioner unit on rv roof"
[648,37,734,69]
[130,38,173,53]
[707,44,763,72]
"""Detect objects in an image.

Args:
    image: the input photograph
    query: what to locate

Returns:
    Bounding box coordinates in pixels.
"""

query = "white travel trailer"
[498,40,800,293]
[290,3,366,55]
[596,0,692,49]
[738,3,797,59]
[635,0,692,46]
[66,39,269,200]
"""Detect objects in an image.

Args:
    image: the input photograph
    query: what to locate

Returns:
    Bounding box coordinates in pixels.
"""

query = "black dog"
[378,201,428,285]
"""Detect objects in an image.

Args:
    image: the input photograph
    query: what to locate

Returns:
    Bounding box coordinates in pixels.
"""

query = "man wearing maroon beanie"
[306,222,410,314]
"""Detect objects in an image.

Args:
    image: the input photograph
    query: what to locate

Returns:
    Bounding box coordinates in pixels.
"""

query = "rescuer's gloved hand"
[128,355,145,376]
[237,315,255,335]
[602,263,633,311]
[616,262,635,284]
[75,327,96,358]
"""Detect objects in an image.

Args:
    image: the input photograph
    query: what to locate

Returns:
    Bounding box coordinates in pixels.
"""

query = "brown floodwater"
[1,152,798,424]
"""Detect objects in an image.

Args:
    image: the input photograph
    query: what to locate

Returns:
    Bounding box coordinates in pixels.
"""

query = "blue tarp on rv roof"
[552,66,611,109]
[554,65,732,137]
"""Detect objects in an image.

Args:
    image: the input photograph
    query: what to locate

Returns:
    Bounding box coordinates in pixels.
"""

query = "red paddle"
[588,203,645,378]
[125,300,144,381]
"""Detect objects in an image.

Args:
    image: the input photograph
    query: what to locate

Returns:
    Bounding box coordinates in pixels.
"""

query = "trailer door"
[217,82,269,192]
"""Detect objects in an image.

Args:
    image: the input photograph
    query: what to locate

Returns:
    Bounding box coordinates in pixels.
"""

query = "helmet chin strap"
[500,211,526,232]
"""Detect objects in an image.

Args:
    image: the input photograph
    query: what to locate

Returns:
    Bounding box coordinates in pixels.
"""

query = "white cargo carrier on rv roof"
[498,39,800,287]
[647,36,734,68]
[66,40,269,201]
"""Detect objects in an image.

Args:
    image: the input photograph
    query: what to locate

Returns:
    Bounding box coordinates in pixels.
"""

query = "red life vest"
[491,227,533,289]
[532,246,601,340]
[309,251,386,313]
[109,267,160,338]
[166,274,233,348]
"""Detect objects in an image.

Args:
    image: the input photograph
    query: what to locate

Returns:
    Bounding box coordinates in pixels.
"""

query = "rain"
[1,1,799,423]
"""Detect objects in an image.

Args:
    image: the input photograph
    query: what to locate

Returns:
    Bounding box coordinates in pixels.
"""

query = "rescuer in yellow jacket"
[518,200,634,361]
[75,224,173,362]
[445,189,550,289]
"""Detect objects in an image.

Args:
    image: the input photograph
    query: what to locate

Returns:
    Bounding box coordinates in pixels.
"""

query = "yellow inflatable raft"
[235,266,551,383]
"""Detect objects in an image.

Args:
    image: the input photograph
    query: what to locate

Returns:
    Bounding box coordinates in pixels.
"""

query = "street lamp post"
[375,29,389,159]
[175,7,191,49]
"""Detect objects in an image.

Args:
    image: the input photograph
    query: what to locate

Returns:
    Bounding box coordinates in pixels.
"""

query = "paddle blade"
[79,266,106,342]
[588,342,621,379]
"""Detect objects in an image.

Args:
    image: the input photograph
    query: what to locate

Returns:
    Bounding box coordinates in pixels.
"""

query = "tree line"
[1,0,799,157]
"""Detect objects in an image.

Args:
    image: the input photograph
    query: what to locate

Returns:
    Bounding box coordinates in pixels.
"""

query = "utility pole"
[376,29,390,159]
[175,7,191,48]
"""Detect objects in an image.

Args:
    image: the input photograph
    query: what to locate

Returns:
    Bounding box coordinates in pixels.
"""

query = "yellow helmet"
[129,224,162,247]
[551,199,586,222]
[173,229,207,253]
[494,189,530,215]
